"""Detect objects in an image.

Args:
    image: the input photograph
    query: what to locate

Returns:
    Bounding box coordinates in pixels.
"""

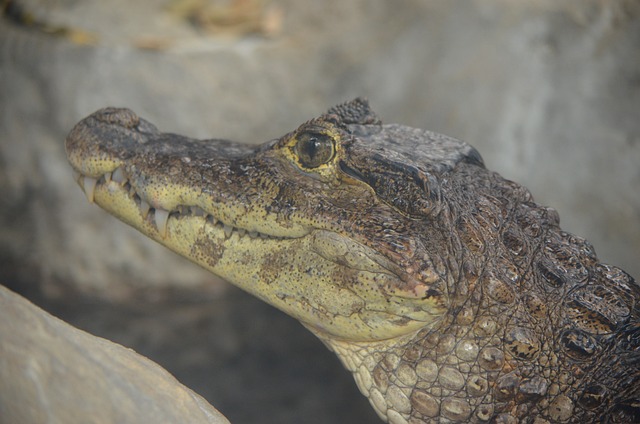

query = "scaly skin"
[66,99,639,423]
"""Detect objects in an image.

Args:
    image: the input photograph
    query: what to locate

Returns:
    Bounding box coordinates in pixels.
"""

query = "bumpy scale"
[66,99,639,423]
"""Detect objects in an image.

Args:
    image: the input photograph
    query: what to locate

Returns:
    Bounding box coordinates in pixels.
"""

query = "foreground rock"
[0,285,229,424]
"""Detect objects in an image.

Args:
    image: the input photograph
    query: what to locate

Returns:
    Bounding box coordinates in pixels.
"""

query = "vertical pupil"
[305,138,318,158]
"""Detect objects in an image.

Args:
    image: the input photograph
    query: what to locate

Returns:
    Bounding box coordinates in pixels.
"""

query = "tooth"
[72,170,82,183]
[207,215,218,226]
[139,199,150,218]
[223,224,233,239]
[104,171,112,183]
[82,176,98,203]
[237,228,246,237]
[248,231,258,239]
[112,167,126,184]
[155,208,170,238]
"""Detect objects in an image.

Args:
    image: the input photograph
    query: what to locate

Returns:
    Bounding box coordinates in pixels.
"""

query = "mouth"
[73,166,294,242]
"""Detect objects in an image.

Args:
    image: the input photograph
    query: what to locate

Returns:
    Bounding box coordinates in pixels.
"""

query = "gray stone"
[0,285,229,424]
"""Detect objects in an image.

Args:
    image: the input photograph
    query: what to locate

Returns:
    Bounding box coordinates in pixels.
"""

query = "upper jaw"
[70,164,304,241]
[65,107,259,177]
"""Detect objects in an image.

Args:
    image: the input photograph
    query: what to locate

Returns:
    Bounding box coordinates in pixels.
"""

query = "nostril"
[93,107,140,129]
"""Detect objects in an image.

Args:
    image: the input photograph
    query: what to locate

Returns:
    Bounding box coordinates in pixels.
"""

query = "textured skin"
[66,99,640,423]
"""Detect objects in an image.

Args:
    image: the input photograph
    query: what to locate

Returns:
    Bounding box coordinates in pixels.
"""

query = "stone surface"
[0,284,229,424]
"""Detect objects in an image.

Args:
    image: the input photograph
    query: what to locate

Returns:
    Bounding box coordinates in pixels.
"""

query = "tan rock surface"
[0,285,230,424]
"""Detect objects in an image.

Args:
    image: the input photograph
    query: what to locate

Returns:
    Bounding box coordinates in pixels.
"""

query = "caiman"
[65,99,640,423]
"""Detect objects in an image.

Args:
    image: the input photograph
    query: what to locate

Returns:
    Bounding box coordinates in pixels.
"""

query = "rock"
[0,285,230,424]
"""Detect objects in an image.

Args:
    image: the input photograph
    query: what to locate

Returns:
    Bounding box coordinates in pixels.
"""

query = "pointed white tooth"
[104,171,112,183]
[248,231,258,239]
[139,199,150,218]
[237,228,246,237]
[155,208,170,238]
[223,224,233,239]
[82,176,98,203]
[112,167,126,184]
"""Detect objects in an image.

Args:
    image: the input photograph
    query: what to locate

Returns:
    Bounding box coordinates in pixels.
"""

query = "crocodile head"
[65,99,480,342]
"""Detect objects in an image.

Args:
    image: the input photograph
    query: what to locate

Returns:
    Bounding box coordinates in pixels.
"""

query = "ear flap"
[340,154,441,218]
[326,98,382,126]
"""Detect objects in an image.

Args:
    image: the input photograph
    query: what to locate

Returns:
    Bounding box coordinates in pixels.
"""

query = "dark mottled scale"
[495,255,520,285]
[569,285,631,331]
[596,264,638,309]
[610,403,640,424]
[539,232,590,293]
[478,346,505,370]
[557,253,589,284]
[559,231,598,264]
[457,216,485,254]
[560,329,600,360]
[501,225,528,259]
[515,203,544,238]
[597,263,635,286]
[462,259,480,282]
[543,206,561,226]
[483,271,516,304]
[520,201,559,226]
[566,300,617,334]
[493,176,534,205]
[472,195,505,231]
[523,293,548,322]
[537,257,568,288]
[578,384,608,409]
[620,326,640,355]
[504,327,540,360]
[495,372,520,401]
[518,376,549,401]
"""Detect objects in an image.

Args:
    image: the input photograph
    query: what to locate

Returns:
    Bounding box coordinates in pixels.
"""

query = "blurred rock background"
[1,1,638,423]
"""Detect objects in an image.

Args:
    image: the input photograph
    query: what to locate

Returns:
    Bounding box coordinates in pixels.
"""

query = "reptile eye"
[294,132,335,168]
